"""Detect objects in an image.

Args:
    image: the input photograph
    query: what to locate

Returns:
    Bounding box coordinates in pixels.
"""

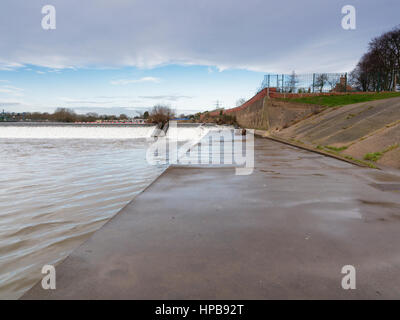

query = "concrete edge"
[251,129,381,170]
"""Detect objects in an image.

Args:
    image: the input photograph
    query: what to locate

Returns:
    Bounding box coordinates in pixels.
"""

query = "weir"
[0,123,158,139]
[0,122,215,140]
[166,123,209,141]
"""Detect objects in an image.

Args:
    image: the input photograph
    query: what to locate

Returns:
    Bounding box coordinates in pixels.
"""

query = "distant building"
[332,75,353,92]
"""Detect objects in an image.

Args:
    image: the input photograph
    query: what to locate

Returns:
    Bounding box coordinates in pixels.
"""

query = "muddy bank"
[203,88,322,131]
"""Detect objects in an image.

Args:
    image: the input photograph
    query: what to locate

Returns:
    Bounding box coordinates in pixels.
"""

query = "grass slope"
[283,92,400,107]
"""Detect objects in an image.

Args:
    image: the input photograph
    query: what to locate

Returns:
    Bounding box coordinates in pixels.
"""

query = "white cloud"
[110,77,161,85]
[0,1,398,73]
[0,60,24,71]
[60,97,114,105]
[0,101,21,106]
[138,95,192,101]
[0,85,24,96]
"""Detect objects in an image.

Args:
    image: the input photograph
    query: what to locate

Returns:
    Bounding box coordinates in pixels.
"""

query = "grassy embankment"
[276,93,400,169]
[283,92,400,107]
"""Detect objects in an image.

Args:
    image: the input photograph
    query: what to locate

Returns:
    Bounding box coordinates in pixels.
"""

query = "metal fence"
[258,73,349,94]
[258,71,400,94]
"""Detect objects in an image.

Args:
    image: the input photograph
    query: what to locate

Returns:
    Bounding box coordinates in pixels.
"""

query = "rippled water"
[0,138,167,299]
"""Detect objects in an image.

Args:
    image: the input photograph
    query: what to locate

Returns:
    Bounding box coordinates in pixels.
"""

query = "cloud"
[71,106,143,117]
[59,96,145,107]
[138,95,192,101]
[1,1,399,73]
[0,60,23,71]
[0,101,21,106]
[110,77,161,85]
[60,97,115,104]
[0,85,24,96]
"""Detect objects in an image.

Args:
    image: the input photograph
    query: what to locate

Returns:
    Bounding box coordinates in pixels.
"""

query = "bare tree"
[350,25,400,91]
[236,98,246,107]
[85,112,99,122]
[287,71,298,93]
[52,108,77,122]
[314,74,329,93]
[148,104,176,125]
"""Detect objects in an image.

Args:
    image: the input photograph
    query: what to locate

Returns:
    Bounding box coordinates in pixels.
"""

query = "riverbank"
[23,137,400,299]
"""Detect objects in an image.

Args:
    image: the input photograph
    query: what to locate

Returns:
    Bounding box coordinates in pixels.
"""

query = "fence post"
[344,73,348,93]
[312,73,315,93]
[282,74,284,93]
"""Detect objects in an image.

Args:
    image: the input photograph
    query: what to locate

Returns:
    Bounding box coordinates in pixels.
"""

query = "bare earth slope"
[277,97,400,169]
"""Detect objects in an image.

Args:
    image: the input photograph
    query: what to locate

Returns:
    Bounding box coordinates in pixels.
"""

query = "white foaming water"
[166,124,210,141]
[0,124,157,139]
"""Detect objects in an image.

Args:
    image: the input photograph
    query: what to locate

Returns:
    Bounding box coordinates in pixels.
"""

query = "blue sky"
[0,64,265,115]
[0,0,399,115]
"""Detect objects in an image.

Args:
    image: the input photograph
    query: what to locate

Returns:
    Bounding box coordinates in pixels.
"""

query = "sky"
[0,0,399,115]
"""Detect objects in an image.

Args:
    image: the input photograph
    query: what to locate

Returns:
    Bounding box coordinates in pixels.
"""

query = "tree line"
[2,105,190,124]
[350,25,400,91]
[2,108,132,122]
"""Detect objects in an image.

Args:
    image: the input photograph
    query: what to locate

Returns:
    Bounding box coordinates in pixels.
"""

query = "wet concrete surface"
[23,138,400,299]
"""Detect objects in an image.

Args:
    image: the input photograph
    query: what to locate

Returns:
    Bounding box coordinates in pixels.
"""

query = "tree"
[236,98,246,107]
[119,113,128,120]
[350,25,400,91]
[52,108,77,122]
[148,104,176,125]
[314,74,329,93]
[85,112,99,122]
[143,111,149,119]
[287,71,298,93]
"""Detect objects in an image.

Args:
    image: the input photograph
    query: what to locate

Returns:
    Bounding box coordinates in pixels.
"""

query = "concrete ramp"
[22,138,400,299]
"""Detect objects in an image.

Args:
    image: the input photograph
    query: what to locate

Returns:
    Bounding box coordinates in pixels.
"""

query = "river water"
[0,123,241,299]
[0,124,170,299]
